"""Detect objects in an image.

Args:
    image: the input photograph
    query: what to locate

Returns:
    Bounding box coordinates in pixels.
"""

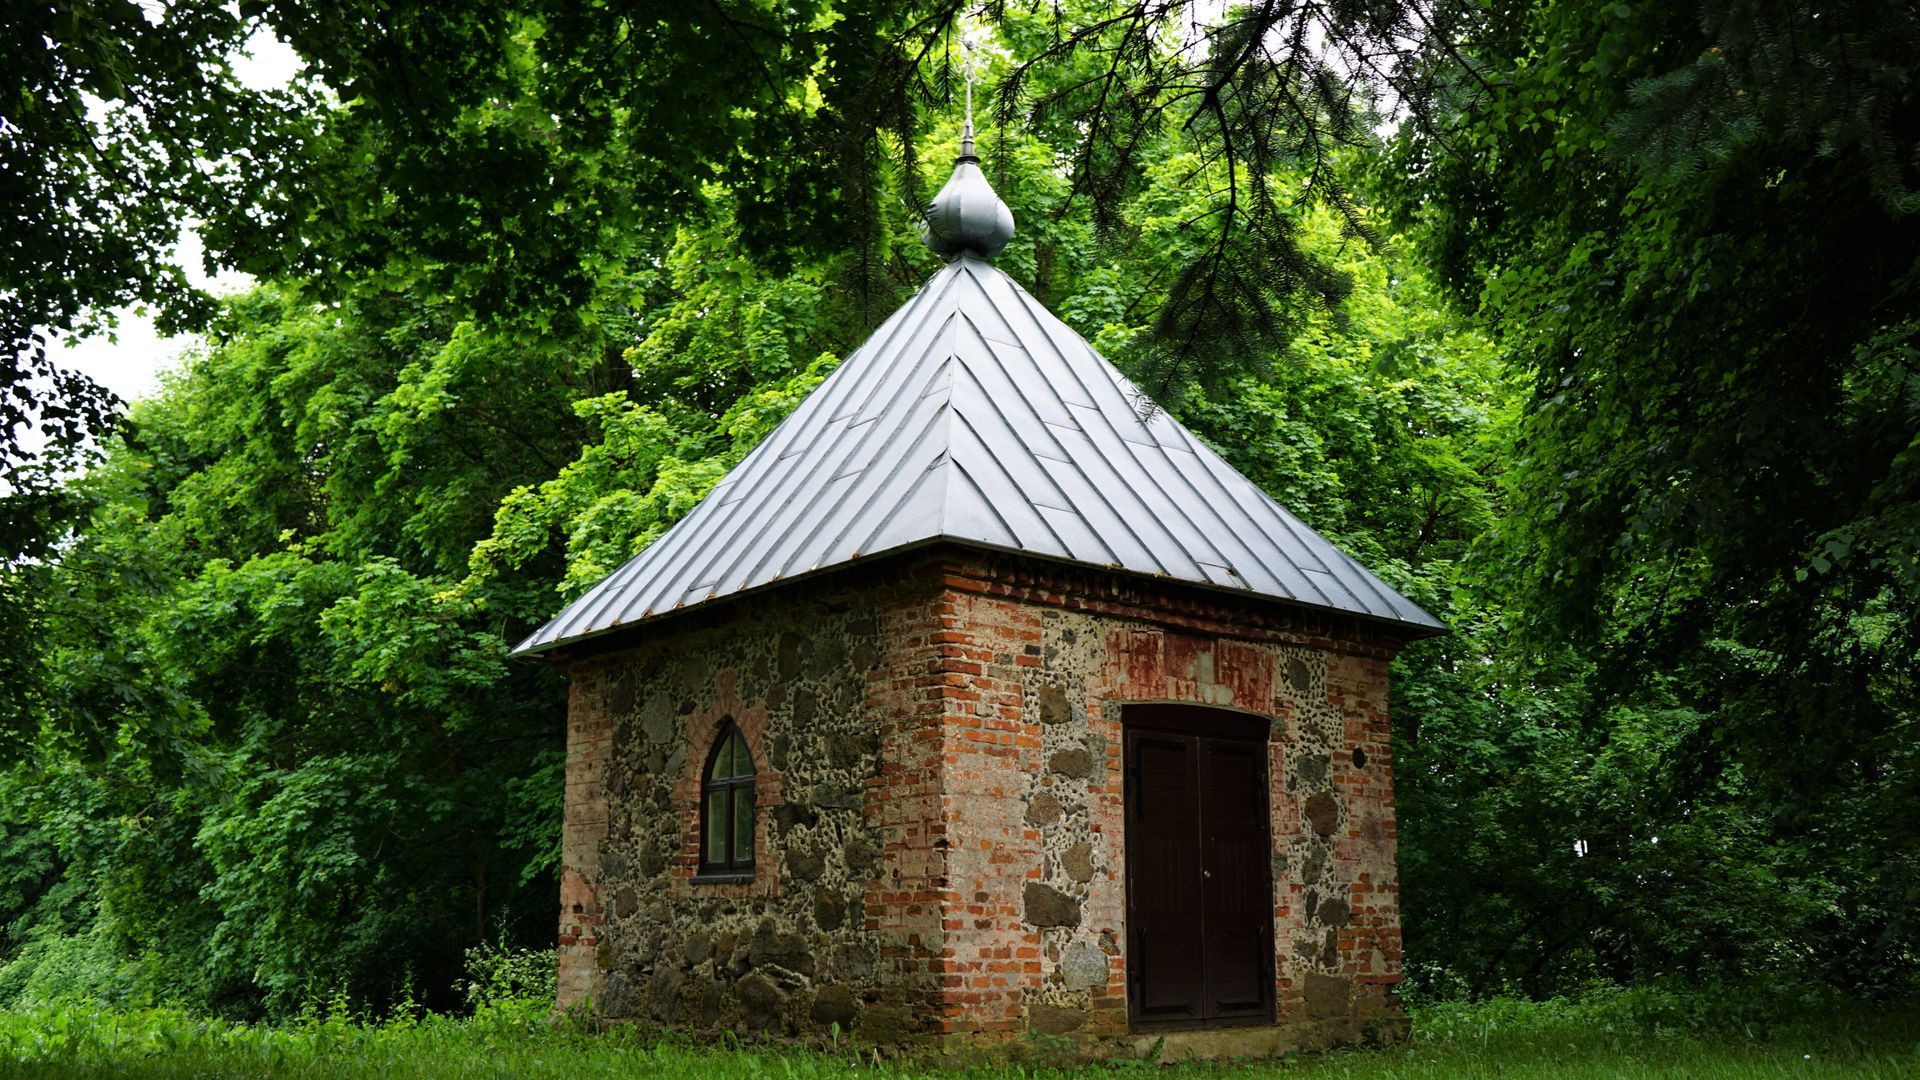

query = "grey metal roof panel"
[513,255,1444,655]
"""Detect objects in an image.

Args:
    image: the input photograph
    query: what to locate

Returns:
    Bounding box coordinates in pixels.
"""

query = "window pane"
[726,731,745,778]
[708,742,725,782]
[732,786,754,867]
[705,789,728,864]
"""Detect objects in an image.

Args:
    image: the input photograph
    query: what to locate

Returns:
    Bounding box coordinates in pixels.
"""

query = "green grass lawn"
[1,992,1915,1079]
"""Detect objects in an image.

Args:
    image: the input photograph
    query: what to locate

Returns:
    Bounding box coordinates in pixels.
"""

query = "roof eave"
[510,535,1446,662]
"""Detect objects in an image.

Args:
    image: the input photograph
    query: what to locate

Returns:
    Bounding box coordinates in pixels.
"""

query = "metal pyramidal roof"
[512,252,1443,656]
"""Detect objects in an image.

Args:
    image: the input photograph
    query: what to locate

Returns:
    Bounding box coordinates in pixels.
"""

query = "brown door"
[1124,707,1274,1029]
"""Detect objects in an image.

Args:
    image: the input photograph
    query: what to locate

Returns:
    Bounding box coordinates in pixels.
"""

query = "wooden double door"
[1123,705,1275,1030]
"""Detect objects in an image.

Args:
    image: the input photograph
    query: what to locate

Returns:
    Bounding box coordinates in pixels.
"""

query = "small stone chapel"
[512,117,1444,1058]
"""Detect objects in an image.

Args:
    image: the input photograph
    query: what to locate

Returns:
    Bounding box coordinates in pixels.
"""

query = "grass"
[0,990,1916,1079]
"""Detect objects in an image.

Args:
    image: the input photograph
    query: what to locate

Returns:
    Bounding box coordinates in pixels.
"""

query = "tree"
[4,0,1450,483]
[2,1,300,472]
[1379,0,1920,989]
[2,0,863,483]
[15,285,604,1012]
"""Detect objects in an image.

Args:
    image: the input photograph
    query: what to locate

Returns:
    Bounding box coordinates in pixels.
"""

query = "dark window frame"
[694,721,756,882]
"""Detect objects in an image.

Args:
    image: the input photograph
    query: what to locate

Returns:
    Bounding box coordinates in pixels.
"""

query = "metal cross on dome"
[959,42,980,161]
[921,38,1013,259]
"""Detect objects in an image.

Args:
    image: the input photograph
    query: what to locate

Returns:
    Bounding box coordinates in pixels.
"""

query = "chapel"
[512,117,1444,1058]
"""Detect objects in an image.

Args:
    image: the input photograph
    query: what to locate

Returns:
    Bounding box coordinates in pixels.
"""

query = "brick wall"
[556,673,613,1008]
[548,544,1412,1053]
[922,551,1406,1050]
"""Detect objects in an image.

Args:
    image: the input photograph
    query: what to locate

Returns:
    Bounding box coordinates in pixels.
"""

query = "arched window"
[699,722,755,877]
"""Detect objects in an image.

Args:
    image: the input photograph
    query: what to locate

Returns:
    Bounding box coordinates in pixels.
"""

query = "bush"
[459,941,555,1011]
[0,926,139,1009]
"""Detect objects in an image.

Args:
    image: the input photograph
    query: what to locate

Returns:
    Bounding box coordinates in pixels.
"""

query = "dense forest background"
[2,0,1916,1020]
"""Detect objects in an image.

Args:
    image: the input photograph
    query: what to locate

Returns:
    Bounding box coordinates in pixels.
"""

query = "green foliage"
[2,281,618,1015]
[1376,0,1920,995]
[0,0,290,482]
[0,927,136,1011]
[458,941,555,1012]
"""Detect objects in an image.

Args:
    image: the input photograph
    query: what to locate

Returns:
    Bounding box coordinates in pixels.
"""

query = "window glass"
[710,730,751,781]
[705,789,728,862]
[700,723,755,874]
[731,788,753,865]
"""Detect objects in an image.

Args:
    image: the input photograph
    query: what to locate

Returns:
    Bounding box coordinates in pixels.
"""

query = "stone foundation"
[551,545,1408,1058]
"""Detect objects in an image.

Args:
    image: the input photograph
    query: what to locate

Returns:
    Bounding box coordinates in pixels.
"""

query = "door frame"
[1121,703,1278,1032]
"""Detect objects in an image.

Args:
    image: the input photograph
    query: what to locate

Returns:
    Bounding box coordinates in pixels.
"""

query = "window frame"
[694,721,756,883]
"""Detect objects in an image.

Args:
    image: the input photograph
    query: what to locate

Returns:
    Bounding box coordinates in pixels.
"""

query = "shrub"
[459,941,555,1011]
[0,926,139,1009]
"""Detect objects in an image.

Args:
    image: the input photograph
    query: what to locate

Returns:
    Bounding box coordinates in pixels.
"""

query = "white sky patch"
[233,24,304,92]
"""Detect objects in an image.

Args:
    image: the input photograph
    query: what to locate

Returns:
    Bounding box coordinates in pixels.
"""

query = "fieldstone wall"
[554,563,952,1040]
[551,545,1410,1056]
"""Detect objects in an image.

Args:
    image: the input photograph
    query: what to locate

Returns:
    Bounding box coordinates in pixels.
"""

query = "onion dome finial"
[921,78,1015,260]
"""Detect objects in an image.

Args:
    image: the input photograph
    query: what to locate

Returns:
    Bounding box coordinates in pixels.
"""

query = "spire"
[958,79,977,161]
[921,70,1014,260]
